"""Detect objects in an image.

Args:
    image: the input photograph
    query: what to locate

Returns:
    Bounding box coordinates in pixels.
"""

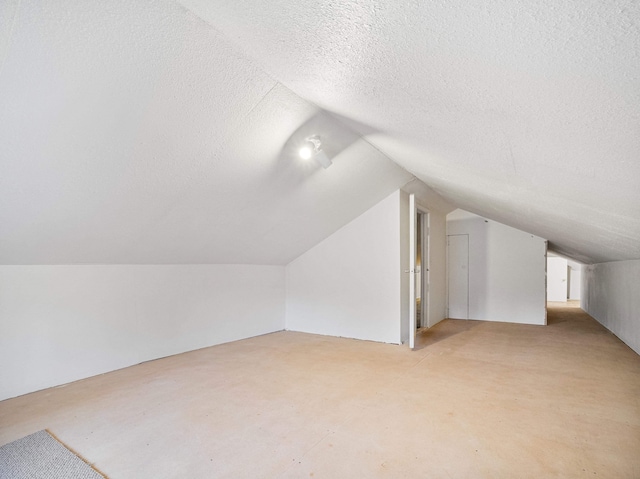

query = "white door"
[547,257,568,301]
[409,194,417,349]
[447,234,469,319]
[418,210,430,328]
[568,266,582,300]
[409,195,431,349]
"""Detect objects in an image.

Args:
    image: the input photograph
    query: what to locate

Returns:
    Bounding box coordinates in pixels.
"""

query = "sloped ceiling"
[0,0,413,264]
[177,0,640,264]
[1,0,638,265]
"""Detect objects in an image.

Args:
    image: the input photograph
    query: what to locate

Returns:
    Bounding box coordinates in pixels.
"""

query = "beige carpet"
[0,430,106,479]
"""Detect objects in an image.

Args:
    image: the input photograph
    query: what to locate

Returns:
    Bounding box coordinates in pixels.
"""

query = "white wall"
[446,210,547,325]
[427,209,449,327]
[582,260,640,355]
[568,260,582,300]
[286,190,402,344]
[0,265,285,401]
[547,256,568,301]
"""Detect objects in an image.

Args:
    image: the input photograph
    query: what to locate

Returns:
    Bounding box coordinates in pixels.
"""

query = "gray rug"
[0,430,106,479]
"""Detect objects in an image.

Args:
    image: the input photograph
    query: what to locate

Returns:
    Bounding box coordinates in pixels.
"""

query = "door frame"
[417,208,430,329]
[409,194,431,349]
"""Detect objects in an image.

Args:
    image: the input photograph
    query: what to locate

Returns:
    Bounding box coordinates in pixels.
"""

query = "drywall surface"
[568,260,583,300]
[180,0,640,264]
[0,0,413,266]
[286,191,401,344]
[447,210,547,325]
[427,209,449,327]
[0,265,285,400]
[547,256,568,301]
[582,260,640,355]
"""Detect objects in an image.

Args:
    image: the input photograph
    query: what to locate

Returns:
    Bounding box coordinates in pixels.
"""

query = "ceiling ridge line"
[177,0,286,99]
[237,80,280,124]
[274,85,422,183]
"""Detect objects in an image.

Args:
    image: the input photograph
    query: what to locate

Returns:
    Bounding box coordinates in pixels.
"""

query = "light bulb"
[299,145,313,160]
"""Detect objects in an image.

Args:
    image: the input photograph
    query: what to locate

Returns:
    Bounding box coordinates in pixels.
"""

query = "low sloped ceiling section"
[178,0,640,264]
[0,0,413,264]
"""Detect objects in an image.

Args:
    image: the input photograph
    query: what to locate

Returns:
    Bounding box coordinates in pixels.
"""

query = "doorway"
[547,256,568,302]
[416,210,429,329]
[409,194,430,349]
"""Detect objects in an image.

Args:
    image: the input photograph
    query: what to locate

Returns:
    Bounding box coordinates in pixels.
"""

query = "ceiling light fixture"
[298,135,332,169]
[299,144,313,160]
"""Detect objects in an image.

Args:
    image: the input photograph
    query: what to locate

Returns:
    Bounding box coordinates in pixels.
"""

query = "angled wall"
[0,265,285,401]
[285,191,402,344]
[582,260,640,355]
[446,210,547,325]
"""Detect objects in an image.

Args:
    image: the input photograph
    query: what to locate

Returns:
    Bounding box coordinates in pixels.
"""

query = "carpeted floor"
[0,302,638,477]
[0,430,105,479]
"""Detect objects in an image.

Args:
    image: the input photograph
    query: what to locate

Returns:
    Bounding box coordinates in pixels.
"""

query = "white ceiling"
[1,0,639,264]
[0,0,413,264]
[178,0,640,264]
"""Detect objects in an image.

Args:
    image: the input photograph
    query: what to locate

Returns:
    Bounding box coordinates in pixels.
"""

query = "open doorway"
[546,252,584,323]
[416,210,429,329]
[409,194,430,349]
[547,255,568,301]
[547,253,583,303]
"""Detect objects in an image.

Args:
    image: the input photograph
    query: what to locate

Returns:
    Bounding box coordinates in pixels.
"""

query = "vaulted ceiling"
[1,0,638,265]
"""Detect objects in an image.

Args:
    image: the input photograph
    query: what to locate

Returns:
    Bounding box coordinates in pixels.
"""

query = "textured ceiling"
[178,0,640,264]
[1,0,639,265]
[0,0,413,264]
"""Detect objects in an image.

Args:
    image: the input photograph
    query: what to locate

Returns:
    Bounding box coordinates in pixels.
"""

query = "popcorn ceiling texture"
[0,0,412,264]
[179,0,640,264]
[1,0,639,264]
